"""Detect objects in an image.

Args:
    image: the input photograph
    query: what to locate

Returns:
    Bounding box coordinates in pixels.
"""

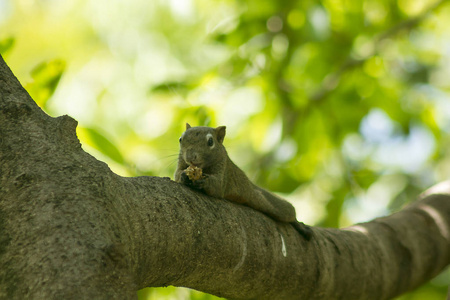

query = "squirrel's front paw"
[180,171,193,185]
[180,171,208,191]
[191,174,208,190]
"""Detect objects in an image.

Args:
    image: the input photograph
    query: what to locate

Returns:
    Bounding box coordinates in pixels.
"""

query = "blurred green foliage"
[0,36,14,54]
[25,59,65,108]
[1,0,449,299]
[77,126,125,165]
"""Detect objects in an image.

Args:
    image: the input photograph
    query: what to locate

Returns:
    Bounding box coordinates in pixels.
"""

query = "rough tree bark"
[0,54,449,300]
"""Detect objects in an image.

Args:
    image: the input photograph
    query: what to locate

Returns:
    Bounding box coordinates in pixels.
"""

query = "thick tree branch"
[0,55,449,299]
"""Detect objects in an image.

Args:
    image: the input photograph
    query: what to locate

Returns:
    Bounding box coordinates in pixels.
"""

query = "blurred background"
[1,0,449,299]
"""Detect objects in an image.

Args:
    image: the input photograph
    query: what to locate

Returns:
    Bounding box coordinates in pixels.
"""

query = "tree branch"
[0,55,449,299]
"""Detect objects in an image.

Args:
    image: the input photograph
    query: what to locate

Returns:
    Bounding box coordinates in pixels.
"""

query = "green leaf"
[77,127,125,164]
[151,81,190,94]
[25,59,65,108]
[0,37,14,54]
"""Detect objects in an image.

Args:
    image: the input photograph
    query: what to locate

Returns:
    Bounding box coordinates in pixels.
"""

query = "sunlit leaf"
[0,37,14,54]
[25,59,65,108]
[151,82,190,94]
[77,127,125,165]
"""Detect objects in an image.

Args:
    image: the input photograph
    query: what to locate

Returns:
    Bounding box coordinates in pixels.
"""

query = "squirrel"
[174,123,312,240]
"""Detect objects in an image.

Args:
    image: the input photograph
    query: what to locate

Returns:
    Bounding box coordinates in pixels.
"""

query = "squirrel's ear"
[186,123,191,130]
[215,126,226,144]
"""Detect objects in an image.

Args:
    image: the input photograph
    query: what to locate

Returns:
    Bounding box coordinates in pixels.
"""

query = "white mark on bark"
[280,233,287,257]
[233,224,247,272]
[343,225,369,235]
[419,204,450,241]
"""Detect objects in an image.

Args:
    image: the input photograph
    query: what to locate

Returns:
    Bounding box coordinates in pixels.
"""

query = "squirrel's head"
[178,123,227,168]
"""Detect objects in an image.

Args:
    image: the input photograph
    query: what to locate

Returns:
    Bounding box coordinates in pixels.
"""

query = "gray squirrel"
[174,123,312,240]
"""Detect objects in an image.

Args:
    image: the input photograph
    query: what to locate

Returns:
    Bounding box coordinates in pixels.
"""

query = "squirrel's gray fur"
[174,123,312,240]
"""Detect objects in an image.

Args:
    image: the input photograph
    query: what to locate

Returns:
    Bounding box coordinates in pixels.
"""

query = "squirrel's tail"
[253,186,297,222]
[291,221,313,240]
[254,186,313,240]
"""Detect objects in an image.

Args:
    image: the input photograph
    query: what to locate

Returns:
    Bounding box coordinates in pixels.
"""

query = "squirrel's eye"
[207,137,214,147]
[179,137,182,143]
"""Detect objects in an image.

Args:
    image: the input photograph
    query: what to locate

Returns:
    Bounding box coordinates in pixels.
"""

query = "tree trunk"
[0,55,449,300]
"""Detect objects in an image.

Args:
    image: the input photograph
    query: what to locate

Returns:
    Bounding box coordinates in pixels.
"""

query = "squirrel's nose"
[185,150,198,165]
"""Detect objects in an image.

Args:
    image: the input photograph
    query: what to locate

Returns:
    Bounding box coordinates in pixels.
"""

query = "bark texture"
[0,55,449,300]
